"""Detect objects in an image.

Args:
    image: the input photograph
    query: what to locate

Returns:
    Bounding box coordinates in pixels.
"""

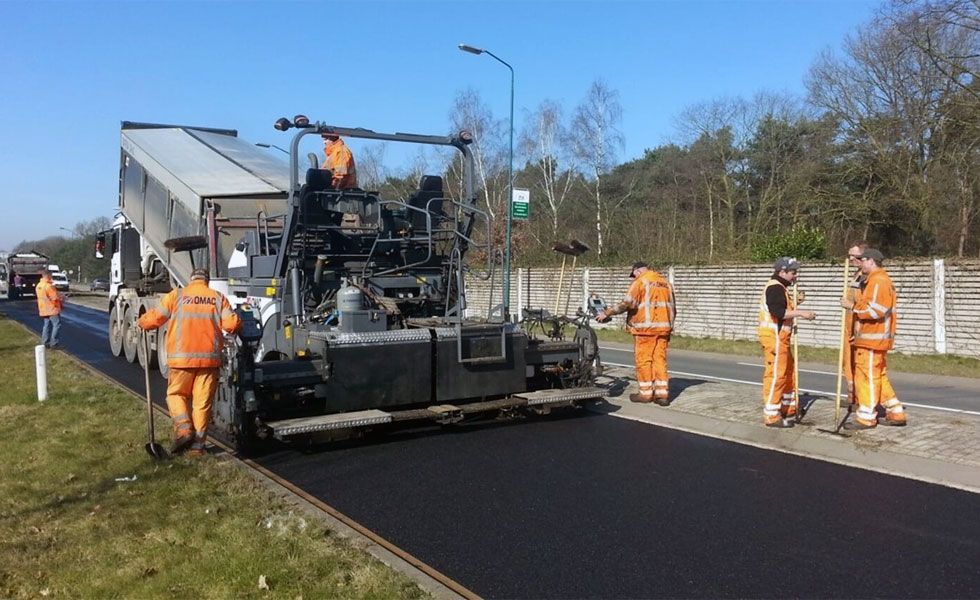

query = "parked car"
[89,278,110,292]
[51,272,70,292]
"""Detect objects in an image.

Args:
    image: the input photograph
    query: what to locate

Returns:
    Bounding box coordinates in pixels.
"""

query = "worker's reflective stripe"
[856,349,878,423]
[221,309,234,319]
[622,296,636,307]
[654,380,668,386]
[884,400,904,414]
[764,336,782,411]
[172,412,189,421]
[173,289,186,352]
[157,306,171,319]
[176,313,219,320]
[175,422,193,432]
[169,351,222,359]
[194,430,207,439]
[855,331,894,340]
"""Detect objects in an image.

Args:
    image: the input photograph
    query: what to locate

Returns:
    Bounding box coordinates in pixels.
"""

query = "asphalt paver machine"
[100,117,605,454]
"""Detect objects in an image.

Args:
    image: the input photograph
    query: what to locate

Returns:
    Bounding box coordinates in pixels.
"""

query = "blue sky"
[0,0,878,250]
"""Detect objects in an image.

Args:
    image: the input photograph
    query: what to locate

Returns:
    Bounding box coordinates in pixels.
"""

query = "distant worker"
[14,273,23,290]
[321,133,357,188]
[138,268,241,456]
[758,257,815,428]
[596,262,675,405]
[839,249,907,429]
[36,271,63,349]
[842,240,869,408]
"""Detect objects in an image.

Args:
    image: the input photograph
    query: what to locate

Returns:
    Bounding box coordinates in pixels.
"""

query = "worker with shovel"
[139,268,241,456]
[596,262,675,405]
[839,249,907,430]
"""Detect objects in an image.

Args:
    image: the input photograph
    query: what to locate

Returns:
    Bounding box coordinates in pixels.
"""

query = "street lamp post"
[459,43,514,321]
[59,227,78,239]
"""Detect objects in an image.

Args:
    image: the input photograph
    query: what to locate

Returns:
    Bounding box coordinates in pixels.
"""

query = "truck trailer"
[97,118,604,454]
[5,252,50,299]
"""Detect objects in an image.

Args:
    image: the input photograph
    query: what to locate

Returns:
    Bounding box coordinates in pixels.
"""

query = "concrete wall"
[465,259,980,358]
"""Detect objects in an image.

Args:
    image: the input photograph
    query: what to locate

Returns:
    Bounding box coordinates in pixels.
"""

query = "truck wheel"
[156,328,170,379]
[137,322,157,370]
[108,305,124,357]
[122,305,139,363]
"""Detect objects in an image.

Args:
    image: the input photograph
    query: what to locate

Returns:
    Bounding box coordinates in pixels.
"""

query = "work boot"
[629,393,653,404]
[652,396,670,407]
[765,419,794,429]
[843,419,876,431]
[878,418,907,427]
[170,434,194,454]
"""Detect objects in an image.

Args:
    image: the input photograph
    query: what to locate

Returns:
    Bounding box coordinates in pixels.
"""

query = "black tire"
[108,304,124,357]
[137,319,157,370]
[156,328,170,379]
[122,305,139,363]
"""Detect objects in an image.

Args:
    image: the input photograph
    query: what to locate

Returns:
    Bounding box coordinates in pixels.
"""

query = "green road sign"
[512,188,529,220]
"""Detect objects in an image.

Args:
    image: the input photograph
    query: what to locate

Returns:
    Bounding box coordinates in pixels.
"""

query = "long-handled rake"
[550,239,589,315]
[819,256,852,437]
[142,330,169,461]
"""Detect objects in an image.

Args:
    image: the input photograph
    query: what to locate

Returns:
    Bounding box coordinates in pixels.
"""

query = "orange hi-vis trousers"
[761,335,796,424]
[853,348,906,426]
[166,367,220,454]
[634,335,669,400]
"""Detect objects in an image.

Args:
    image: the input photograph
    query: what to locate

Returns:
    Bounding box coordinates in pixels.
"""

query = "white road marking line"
[602,361,980,416]
[736,362,837,376]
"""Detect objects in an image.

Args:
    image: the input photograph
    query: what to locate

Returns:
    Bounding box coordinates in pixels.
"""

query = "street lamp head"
[458,43,484,55]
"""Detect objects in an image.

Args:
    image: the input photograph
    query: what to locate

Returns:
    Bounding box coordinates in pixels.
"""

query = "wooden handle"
[834,257,849,427]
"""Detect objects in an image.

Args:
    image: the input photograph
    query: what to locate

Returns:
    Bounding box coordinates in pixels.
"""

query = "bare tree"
[354,142,390,191]
[519,99,577,242]
[448,88,507,222]
[569,80,625,258]
[677,97,752,256]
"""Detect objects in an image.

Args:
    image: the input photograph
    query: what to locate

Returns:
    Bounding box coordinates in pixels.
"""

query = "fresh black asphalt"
[4,299,980,598]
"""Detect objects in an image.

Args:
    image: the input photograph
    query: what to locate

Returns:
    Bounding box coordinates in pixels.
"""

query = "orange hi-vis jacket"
[758,279,794,342]
[323,138,357,188]
[36,279,62,316]
[624,270,675,336]
[138,280,241,369]
[852,268,897,351]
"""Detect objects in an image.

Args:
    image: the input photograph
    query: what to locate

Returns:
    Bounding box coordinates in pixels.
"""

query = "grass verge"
[0,315,426,599]
[594,328,980,379]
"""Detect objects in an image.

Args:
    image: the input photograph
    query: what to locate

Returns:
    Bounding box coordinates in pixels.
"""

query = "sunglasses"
[848,254,861,259]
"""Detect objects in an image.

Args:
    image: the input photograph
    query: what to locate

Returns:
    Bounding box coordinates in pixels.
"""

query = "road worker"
[321,133,357,189]
[596,262,675,406]
[138,268,241,455]
[36,271,63,348]
[758,257,816,428]
[839,249,907,429]
[842,240,869,409]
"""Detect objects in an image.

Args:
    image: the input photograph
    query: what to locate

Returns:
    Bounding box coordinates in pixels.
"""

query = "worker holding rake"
[758,257,816,428]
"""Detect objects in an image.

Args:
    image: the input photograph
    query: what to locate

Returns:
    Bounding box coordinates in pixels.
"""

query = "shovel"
[142,330,169,461]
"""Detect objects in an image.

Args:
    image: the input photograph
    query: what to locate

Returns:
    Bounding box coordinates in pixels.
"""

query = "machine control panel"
[236,307,263,342]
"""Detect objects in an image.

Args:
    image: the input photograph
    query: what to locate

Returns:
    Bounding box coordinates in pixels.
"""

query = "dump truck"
[4,252,50,299]
[97,118,604,454]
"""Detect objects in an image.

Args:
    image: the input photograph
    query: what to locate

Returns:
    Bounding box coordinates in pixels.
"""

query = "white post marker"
[35,345,48,401]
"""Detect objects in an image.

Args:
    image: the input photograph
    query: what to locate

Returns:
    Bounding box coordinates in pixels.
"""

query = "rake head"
[568,239,589,256]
